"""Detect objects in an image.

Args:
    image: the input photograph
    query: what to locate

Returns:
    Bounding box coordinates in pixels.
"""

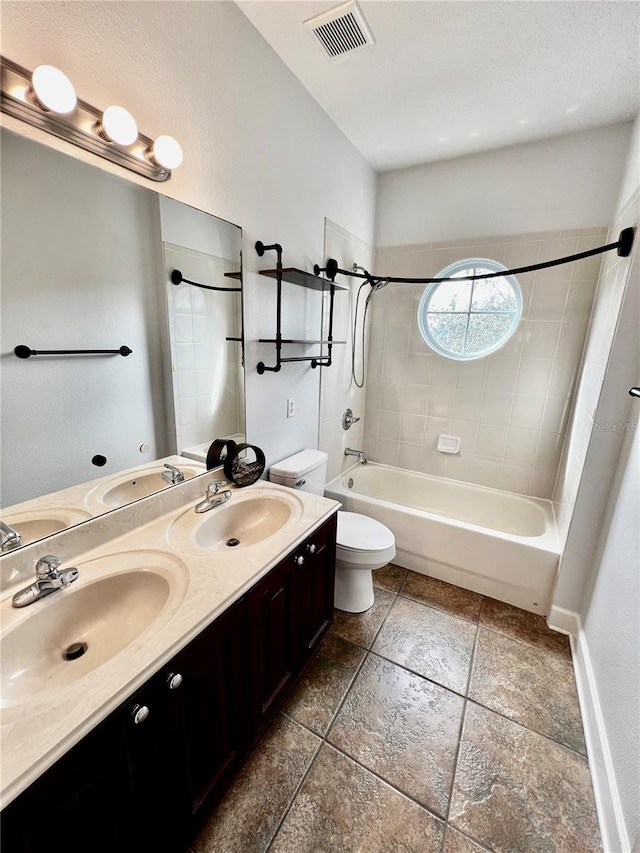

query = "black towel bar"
[14,345,132,358]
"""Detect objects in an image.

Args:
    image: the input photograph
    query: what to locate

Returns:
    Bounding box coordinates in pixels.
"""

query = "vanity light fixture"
[97,105,139,146]
[148,134,183,169]
[29,65,77,114]
[1,56,181,182]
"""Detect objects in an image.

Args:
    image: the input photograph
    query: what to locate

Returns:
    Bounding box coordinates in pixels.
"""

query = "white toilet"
[269,450,396,613]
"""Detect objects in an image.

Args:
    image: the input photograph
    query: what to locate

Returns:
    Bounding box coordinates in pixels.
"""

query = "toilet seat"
[336,511,396,567]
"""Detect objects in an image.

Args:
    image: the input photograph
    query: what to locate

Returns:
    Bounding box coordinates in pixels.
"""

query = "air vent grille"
[305,1,375,61]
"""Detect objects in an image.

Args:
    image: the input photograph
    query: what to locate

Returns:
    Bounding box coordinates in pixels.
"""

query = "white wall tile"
[522,321,561,360]
[510,394,546,431]
[504,427,539,464]
[378,409,401,441]
[452,388,484,422]
[361,228,601,498]
[477,424,507,459]
[400,412,426,445]
[481,392,513,426]
[427,386,456,419]
[516,359,553,396]
[376,438,399,466]
[403,384,430,416]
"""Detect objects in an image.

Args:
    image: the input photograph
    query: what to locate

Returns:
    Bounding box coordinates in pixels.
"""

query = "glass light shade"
[31,65,77,114]
[150,135,183,169]
[101,105,138,145]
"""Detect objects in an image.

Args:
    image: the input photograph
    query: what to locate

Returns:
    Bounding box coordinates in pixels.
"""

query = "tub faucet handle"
[342,408,360,430]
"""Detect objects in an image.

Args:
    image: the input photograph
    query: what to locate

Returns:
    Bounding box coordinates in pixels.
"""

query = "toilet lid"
[337,511,395,552]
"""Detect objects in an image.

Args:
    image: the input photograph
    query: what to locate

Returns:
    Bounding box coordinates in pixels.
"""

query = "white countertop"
[0,469,339,807]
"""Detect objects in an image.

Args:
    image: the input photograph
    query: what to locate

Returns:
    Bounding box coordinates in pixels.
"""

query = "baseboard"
[547,604,580,635]
[571,625,629,852]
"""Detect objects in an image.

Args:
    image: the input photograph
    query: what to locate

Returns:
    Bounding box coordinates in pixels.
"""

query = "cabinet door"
[297,514,336,666]
[172,595,251,822]
[121,669,191,850]
[249,554,299,734]
[1,717,134,853]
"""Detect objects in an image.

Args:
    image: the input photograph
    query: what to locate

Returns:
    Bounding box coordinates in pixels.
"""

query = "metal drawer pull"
[132,704,150,725]
[166,672,183,690]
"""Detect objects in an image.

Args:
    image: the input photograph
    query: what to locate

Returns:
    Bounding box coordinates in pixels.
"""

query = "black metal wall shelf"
[255,241,347,374]
[259,267,348,291]
[258,338,347,345]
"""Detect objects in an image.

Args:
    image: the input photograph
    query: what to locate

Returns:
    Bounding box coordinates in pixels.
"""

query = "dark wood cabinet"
[298,514,336,665]
[1,715,134,853]
[120,667,191,851]
[2,514,336,853]
[249,513,336,735]
[173,595,251,825]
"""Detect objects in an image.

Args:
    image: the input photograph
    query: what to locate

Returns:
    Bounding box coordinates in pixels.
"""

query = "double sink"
[0,481,305,714]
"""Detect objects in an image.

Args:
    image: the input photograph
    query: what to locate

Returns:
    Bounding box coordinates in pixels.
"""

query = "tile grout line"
[443,618,480,830]
[263,731,324,853]
[274,575,582,851]
[265,579,404,853]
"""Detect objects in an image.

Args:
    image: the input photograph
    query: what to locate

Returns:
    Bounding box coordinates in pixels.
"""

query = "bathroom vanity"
[0,470,338,852]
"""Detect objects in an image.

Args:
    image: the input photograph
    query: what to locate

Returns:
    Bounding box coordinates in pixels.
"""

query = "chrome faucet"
[345,447,367,464]
[195,480,231,513]
[12,555,80,608]
[1,521,23,552]
[162,463,185,485]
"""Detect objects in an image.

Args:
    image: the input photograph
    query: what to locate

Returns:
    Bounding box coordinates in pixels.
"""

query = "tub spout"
[345,447,367,464]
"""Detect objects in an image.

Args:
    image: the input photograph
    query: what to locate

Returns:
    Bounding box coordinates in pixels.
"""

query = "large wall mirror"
[0,127,244,550]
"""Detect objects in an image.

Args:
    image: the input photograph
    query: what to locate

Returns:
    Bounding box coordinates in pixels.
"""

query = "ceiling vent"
[304,0,376,61]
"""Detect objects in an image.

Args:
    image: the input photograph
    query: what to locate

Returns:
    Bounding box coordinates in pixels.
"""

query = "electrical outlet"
[287,397,295,418]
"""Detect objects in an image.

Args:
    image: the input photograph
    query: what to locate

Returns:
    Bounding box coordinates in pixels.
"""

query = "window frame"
[416,257,522,361]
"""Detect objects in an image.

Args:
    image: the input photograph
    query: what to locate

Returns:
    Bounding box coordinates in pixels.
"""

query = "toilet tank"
[269,449,328,496]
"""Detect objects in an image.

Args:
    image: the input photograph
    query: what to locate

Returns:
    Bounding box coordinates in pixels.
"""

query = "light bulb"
[30,65,77,114]
[149,135,183,169]
[99,105,139,146]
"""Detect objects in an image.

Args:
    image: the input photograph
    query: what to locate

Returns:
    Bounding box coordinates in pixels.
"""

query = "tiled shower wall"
[363,228,606,499]
[319,219,374,483]
[554,188,640,538]
[165,243,244,453]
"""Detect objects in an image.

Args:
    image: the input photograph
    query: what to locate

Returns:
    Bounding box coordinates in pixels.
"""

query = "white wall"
[0,0,377,472]
[549,114,640,852]
[375,124,632,246]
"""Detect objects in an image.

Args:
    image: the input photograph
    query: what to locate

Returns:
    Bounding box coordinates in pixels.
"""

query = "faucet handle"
[206,480,228,496]
[36,555,62,579]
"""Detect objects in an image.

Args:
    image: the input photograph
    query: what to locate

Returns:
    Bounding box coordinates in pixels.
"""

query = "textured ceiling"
[237,0,640,172]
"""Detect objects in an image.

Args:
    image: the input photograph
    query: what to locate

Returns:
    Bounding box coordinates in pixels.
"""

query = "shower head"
[352,263,388,291]
[352,263,369,276]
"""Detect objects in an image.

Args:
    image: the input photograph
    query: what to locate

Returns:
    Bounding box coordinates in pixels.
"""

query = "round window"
[417,258,522,360]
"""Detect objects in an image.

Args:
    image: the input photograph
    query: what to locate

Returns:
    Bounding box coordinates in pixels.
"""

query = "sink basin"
[0,508,92,546]
[195,496,293,551]
[168,488,304,554]
[1,550,188,707]
[90,465,204,508]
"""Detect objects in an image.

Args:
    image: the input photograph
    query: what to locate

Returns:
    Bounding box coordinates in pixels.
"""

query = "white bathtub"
[325,463,560,616]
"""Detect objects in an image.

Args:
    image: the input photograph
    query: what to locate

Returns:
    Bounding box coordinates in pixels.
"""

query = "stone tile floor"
[193,566,602,853]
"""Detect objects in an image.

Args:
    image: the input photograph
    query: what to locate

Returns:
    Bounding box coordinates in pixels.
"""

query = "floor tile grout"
[264,734,324,852]
[200,570,592,853]
[442,620,479,830]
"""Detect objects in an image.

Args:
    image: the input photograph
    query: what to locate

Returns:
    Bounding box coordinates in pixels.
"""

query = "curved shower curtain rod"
[315,227,635,286]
